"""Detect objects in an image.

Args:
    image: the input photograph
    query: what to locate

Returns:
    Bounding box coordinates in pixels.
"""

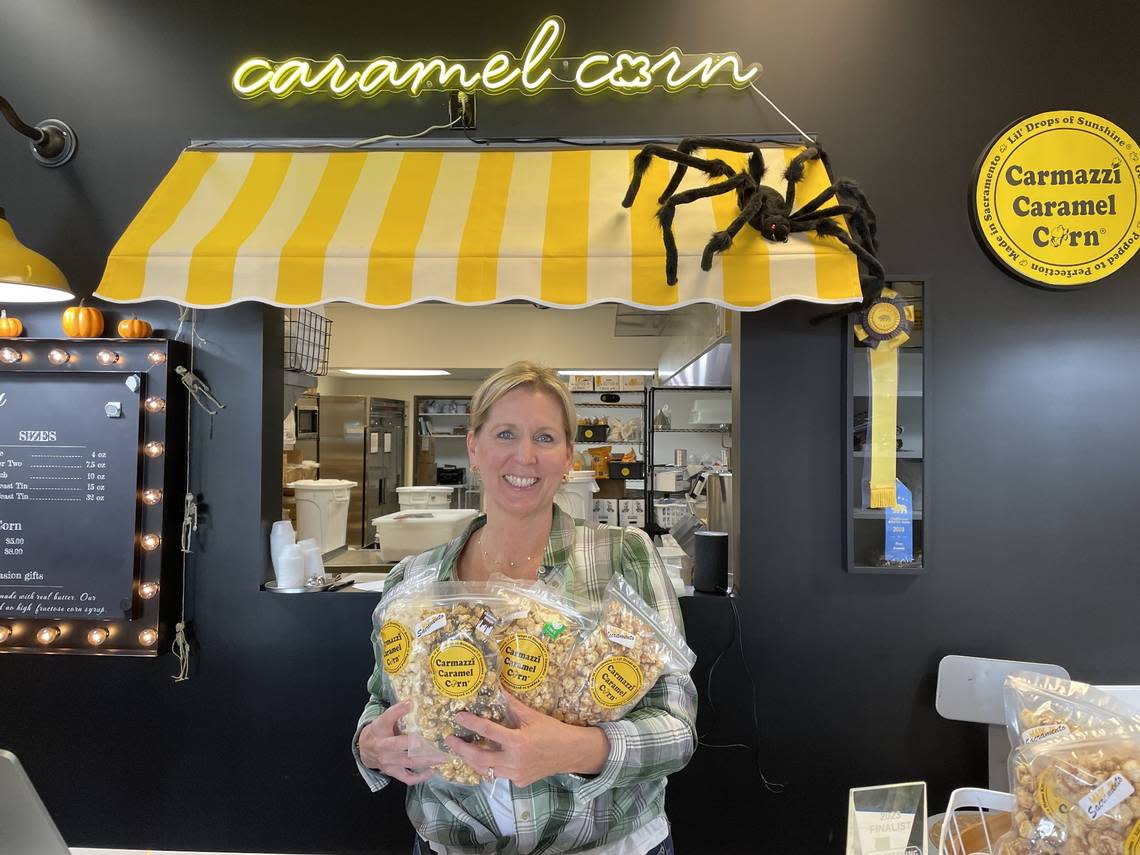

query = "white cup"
[270,519,296,574]
[298,538,324,582]
[275,544,305,589]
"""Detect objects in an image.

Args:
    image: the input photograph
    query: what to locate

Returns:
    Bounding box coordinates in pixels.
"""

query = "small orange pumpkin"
[62,301,104,338]
[0,310,22,338]
[117,316,152,338]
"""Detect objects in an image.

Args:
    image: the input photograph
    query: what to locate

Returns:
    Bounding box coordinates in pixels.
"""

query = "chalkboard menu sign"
[0,372,142,620]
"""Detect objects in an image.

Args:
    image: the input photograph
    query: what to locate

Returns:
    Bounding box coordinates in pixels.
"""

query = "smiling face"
[468,385,573,522]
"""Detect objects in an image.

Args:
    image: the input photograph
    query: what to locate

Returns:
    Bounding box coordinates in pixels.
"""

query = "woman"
[353,362,697,855]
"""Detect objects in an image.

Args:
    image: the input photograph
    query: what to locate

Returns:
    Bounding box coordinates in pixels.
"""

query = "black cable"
[729,594,785,793]
[460,128,807,150]
[0,95,44,143]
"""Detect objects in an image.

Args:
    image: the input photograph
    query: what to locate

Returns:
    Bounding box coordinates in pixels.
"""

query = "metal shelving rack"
[646,385,731,535]
[571,389,650,530]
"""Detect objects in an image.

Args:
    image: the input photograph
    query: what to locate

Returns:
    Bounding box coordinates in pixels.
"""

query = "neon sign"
[232,16,761,99]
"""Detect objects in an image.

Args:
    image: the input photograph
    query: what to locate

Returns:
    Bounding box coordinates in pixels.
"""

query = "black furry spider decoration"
[621,137,884,304]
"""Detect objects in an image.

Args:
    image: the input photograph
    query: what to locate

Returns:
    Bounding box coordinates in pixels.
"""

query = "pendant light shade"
[0,207,73,302]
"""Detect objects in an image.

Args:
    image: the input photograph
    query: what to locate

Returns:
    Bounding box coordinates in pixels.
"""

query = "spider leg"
[656,137,767,205]
[790,203,877,256]
[793,179,878,250]
[656,173,753,284]
[810,219,885,283]
[782,145,822,211]
[622,144,737,209]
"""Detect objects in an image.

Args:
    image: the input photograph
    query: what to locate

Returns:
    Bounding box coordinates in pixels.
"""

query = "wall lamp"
[0,95,77,303]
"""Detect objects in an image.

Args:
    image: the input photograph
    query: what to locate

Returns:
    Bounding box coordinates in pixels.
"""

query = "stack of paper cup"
[298,538,324,583]
[270,519,296,576]
[275,544,305,588]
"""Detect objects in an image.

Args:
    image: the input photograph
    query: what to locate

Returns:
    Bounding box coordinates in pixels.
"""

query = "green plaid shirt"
[352,505,698,855]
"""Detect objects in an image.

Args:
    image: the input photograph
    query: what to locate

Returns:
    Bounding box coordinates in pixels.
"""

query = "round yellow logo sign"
[430,639,487,700]
[589,655,644,709]
[498,634,550,692]
[381,620,412,675]
[972,110,1140,288]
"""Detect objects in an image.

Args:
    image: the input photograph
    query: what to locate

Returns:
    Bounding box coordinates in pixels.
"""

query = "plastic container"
[297,538,324,581]
[396,486,454,510]
[275,544,305,589]
[269,519,296,575]
[554,471,598,523]
[292,479,356,554]
[373,508,478,561]
[654,500,687,530]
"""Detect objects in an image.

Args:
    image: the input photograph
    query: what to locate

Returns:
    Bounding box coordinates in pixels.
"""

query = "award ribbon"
[854,288,915,508]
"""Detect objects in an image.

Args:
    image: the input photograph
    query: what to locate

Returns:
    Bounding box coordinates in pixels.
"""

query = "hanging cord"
[171,310,198,681]
[747,81,815,146]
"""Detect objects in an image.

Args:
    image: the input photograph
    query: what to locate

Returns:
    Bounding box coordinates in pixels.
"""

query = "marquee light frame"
[232,16,762,99]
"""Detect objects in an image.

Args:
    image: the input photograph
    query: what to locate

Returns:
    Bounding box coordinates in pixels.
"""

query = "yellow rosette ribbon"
[854,288,915,508]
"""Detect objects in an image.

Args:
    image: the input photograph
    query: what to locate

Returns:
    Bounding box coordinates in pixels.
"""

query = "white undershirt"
[428,784,668,854]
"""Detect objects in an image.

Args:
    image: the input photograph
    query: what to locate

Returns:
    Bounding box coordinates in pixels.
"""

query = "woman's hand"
[445,694,610,788]
[359,701,437,786]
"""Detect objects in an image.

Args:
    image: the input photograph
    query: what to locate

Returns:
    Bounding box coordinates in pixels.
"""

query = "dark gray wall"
[1,1,1138,852]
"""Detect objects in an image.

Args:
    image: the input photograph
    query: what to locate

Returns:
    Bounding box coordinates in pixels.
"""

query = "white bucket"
[293,479,357,554]
[373,508,478,561]
[554,471,599,523]
[397,486,454,510]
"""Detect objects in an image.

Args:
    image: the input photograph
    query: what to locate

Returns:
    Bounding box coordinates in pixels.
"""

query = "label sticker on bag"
[1078,772,1135,821]
[498,635,550,691]
[415,612,446,638]
[1124,819,1140,855]
[431,639,487,700]
[381,620,412,674]
[1022,723,1071,744]
[542,621,566,641]
[475,610,498,637]
[590,655,644,708]
[1036,768,1072,823]
[604,625,636,649]
[502,609,530,623]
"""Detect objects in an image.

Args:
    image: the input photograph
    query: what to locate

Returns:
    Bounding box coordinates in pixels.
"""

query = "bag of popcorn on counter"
[488,579,593,716]
[998,725,1140,855]
[402,583,514,787]
[552,572,694,727]
[1004,671,1140,748]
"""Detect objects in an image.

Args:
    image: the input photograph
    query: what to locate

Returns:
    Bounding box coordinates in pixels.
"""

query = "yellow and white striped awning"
[95,145,862,311]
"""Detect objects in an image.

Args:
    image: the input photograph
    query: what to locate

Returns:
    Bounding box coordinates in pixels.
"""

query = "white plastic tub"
[554,471,599,523]
[397,486,454,510]
[292,479,356,554]
[373,508,478,561]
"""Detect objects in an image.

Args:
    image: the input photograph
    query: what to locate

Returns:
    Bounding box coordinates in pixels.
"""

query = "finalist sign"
[232,16,761,99]
[971,110,1140,288]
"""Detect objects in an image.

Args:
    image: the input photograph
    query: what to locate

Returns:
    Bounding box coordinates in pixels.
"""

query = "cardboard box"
[619,499,646,528]
[415,461,437,485]
[285,448,304,464]
[591,498,618,526]
[567,374,594,391]
[593,375,620,391]
[620,375,647,391]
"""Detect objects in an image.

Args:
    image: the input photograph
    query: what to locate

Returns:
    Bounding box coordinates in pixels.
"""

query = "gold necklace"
[478,528,536,570]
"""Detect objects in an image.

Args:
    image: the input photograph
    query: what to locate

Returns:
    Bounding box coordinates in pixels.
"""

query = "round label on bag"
[431,639,487,699]
[381,620,411,675]
[1036,768,1072,823]
[1125,819,1140,855]
[590,655,644,709]
[498,634,549,692]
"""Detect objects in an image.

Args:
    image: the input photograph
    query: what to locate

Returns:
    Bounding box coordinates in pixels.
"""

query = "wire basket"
[935,788,1014,855]
[283,308,331,376]
[654,500,688,530]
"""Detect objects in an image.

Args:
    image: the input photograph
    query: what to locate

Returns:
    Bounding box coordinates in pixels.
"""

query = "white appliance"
[397,485,455,510]
[554,471,598,523]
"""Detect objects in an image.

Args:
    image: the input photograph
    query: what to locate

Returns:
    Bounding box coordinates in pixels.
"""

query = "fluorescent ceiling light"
[558,370,656,377]
[341,369,451,377]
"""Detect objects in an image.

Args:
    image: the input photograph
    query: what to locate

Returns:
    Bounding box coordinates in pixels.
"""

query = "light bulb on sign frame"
[144,396,165,413]
[143,441,164,458]
[140,533,161,551]
[87,627,109,646]
[141,489,162,506]
[47,348,70,365]
[0,346,21,364]
[0,626,11,643]
[36,626,61,645]
[147,350,166,365]
[96,350,119,366]
[138,628,158,647]
[139,581,159,600]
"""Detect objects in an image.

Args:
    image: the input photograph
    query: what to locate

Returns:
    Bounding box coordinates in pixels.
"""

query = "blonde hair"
[470,362,576,445]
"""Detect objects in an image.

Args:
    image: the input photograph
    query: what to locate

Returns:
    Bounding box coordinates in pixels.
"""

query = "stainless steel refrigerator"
[317,396,405,548]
